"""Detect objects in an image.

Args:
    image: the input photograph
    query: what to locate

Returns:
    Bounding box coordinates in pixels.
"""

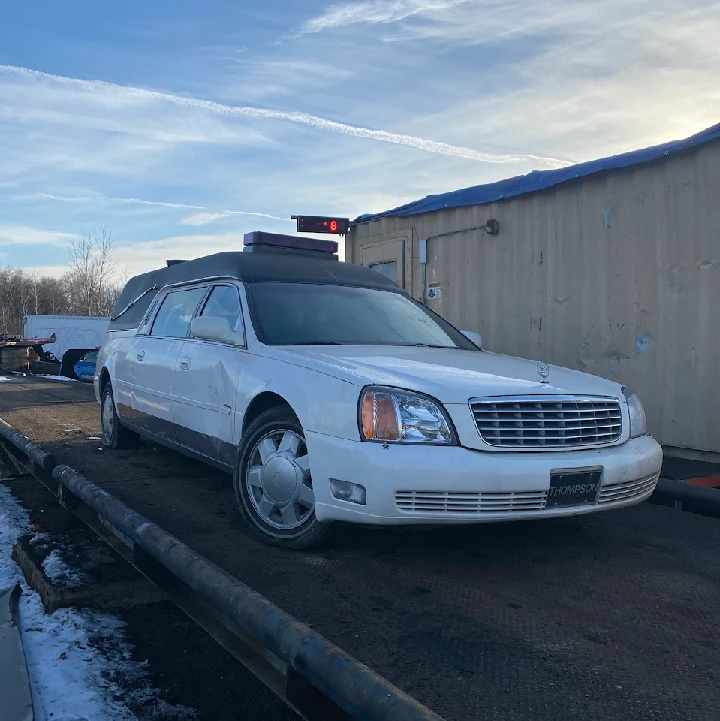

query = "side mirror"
[190,316,244,346]
[461,330,482,348]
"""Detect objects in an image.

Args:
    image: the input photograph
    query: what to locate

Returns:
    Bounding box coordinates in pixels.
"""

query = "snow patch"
[40,375,77,382]
[87,436,101,441]
[20,597,196,721]
[41,548,88,589]
[0,483,196,721]
[0,376,12,382]
[0,484,32,589]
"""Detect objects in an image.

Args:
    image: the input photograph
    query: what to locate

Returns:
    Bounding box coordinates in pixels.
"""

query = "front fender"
[237,353,362,444]
[95,331,134,417]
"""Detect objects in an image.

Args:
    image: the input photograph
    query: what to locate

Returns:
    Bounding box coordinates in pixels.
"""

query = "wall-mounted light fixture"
[485,219,500,235]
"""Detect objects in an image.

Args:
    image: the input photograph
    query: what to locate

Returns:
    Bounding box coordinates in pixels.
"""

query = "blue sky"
[2,0,719,277]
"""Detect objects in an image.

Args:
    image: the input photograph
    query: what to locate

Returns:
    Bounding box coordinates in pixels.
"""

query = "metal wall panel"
[349,141,720,453]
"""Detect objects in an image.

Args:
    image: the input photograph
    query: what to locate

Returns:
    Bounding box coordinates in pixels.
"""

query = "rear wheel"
[101,382,139,449]
[234,407,333,550]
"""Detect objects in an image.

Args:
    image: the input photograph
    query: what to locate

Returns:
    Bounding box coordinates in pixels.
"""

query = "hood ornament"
[537,361,550,384]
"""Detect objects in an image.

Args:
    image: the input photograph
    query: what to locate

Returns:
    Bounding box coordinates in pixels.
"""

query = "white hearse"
[96,232,662,548]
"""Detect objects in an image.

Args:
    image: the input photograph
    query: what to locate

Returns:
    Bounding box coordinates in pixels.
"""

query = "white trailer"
[22,315,110,377]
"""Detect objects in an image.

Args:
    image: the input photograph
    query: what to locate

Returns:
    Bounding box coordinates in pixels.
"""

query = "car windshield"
[246,283,478,349]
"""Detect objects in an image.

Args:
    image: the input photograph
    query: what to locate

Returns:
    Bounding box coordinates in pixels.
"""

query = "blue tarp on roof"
[355,122,720,223]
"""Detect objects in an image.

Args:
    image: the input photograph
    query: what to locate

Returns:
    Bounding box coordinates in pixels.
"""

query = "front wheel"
[234,407,333,550]
[101,382,139,449]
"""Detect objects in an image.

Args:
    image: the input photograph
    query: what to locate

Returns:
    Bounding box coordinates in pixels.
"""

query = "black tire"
[101,382,139,449]
[234,406,333,550]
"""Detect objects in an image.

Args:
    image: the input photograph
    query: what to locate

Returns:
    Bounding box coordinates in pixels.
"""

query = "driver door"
[173,283,246,468]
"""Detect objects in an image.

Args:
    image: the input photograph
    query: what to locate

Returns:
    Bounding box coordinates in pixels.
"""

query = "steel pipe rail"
[0,420,56,472]
[0,419,443,721]
[53,464,440,721]
[649,477,720,519]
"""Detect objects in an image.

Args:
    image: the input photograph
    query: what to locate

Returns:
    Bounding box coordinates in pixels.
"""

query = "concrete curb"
[649,477,720,519]
[0,584,34,721]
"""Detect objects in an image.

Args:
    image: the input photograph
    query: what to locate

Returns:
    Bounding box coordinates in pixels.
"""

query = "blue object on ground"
[74,350,98,382]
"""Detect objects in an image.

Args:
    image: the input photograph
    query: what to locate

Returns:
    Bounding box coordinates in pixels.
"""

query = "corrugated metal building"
[347,124,720,456]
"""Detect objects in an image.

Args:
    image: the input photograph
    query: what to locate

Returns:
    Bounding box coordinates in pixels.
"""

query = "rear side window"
[84,350,98,362]
[200,285,242,332]
[150,288,206,338]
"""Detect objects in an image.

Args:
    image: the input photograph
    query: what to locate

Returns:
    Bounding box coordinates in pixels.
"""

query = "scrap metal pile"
[0,334,57,372]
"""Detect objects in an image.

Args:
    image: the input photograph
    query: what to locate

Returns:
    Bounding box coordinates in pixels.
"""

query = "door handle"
[136,351,145,362]
[180,357,191,370]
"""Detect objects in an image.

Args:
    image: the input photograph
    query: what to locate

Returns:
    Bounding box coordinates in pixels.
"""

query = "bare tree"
[65,226,119,316]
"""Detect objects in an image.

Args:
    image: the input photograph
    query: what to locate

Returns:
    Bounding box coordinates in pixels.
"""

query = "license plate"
[546,468,602,508]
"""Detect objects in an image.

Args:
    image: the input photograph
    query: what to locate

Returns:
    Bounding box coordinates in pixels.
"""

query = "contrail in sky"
[23,193,289,222]
[0,64,571,168]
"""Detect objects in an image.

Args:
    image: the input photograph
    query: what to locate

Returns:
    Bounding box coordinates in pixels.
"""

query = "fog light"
[329,479,366,505]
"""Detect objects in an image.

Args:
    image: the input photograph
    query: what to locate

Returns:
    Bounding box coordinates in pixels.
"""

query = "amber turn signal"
[361,390,400,441]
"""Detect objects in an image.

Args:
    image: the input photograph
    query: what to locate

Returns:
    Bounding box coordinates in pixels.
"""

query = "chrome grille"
[597,473,659,504]
[396,490,548,514]
[470,396,623,448]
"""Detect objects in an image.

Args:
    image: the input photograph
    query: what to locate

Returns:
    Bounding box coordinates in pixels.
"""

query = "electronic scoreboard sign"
[292,215,350,235]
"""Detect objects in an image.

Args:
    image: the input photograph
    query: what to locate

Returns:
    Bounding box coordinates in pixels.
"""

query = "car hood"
[271,345,625,403]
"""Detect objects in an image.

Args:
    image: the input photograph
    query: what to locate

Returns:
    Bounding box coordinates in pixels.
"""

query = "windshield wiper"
[402,343,456,349]
[283,341,346,345]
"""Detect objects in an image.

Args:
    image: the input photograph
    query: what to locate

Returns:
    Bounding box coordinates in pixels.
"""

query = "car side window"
[199,285,243,335]
[150,287,206,338]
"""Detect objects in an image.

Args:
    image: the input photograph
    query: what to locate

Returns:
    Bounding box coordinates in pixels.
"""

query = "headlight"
[359,386,456,444]
[623,388,647,438]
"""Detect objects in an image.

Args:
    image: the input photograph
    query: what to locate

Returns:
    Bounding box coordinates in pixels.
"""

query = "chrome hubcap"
[246,430,314,530]
[102,394,115,442]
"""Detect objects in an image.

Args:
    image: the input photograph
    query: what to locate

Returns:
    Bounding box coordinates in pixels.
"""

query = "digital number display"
[293,216,350,235]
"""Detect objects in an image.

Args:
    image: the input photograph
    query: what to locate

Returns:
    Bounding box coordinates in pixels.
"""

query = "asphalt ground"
[1,376,719,721]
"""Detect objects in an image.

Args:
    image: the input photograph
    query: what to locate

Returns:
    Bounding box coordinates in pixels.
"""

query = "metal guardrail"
[0,419,443,721]
[648,477,720,519]
[0,423,55,472]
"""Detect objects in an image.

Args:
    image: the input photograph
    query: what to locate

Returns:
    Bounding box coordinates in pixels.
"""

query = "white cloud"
[0,225,75,246]
[303,0,720,55]
[0,65,569,167]
[114,234,246,276]
[300,0,469,33]
[17,265,67,279]
[408,1,720,162]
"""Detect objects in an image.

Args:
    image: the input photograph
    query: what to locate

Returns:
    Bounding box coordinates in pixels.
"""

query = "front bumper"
[305,433,663,525]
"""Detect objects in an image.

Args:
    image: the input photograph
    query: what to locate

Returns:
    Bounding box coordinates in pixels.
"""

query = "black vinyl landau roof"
[109,250,401,330]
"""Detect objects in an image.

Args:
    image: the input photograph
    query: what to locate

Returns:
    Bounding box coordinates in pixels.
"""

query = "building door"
[359,236,412,292]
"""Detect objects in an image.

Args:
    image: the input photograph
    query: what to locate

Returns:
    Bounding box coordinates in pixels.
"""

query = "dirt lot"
[1,376,719,721]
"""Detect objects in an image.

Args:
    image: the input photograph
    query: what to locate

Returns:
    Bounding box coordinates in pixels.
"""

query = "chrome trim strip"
[468,394,624,404]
